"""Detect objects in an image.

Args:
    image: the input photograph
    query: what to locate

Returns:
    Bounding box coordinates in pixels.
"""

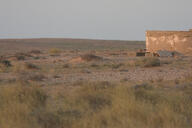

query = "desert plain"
[0,38,192,128]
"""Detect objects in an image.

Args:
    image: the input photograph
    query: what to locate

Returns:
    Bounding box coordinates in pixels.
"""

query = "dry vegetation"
[134,57,161,67]
[0,39,192,128]
[80,54,103,62]
[0,81,192,128]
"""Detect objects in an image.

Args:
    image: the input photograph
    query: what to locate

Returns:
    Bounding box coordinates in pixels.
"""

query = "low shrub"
[0,60,11,72]
[111,63,123,69]
[30,50,42,54]
[63,64,70,68]
[24,63,39,70]
[80,54,103,62]
[0,60,11,67]
[14,52,32,60]
[135,57,161,67]
[90,63,99,68]
[16,55,25,60]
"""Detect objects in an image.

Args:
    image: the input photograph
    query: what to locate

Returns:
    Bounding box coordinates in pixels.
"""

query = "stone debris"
[156,50,173,57]
[156,50,184,57]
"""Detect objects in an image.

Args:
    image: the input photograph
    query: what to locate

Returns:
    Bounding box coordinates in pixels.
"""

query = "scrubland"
[0,39,192,128]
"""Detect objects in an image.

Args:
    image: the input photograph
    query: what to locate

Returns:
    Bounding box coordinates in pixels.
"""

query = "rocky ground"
[1,49,192,86]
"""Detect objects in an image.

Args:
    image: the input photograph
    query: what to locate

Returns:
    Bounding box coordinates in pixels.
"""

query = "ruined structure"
[146,29,192,55]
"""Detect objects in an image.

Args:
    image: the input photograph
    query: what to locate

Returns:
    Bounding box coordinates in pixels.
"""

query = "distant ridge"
[0,38,143,42]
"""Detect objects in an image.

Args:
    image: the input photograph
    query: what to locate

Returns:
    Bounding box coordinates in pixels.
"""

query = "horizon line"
[0,37,145,42]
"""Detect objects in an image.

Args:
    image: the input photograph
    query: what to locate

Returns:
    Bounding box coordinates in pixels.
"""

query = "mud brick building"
[146,29,192,55]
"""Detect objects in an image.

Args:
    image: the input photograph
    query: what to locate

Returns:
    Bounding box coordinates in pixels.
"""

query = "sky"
[0,0,192,40]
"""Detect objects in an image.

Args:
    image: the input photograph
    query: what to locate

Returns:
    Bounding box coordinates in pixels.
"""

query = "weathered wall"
[146,30,192,55]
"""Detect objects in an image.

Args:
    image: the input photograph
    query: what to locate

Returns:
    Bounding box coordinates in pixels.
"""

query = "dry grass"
[0,81,192,128]
[0,84,48,128]
[58,82,192,128]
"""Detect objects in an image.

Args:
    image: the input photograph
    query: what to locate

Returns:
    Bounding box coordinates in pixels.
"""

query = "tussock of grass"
[24,63,39,70]
[135,57,161,67]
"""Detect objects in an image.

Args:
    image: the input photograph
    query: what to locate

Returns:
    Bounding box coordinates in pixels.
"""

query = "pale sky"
[0,0,192,40]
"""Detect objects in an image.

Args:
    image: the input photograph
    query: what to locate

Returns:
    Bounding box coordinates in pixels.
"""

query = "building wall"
[146,30,192,55]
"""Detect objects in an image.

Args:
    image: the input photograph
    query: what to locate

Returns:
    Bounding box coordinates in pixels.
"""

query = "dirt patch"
[70,54,103,63]
[70,57,85,63]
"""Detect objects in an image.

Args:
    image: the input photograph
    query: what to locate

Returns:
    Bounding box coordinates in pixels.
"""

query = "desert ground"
[0,39,192,128]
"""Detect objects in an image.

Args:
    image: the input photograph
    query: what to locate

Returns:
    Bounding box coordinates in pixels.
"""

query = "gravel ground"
[45,67,192,85]
[1,50,192,85]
